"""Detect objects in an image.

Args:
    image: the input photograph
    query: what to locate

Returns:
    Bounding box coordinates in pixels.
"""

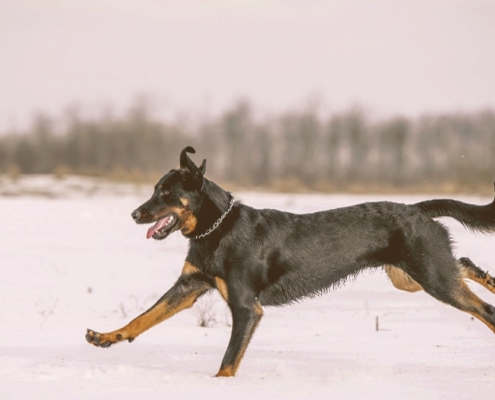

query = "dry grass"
[1,170,492,197]
[238,178,494,196]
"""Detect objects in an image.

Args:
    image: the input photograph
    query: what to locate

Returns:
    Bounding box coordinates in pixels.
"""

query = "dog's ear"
[180,146,197,170]
[198,159,206,175]
[179,146,203,189]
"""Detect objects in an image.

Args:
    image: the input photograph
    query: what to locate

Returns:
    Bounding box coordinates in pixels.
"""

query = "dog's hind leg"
[458,257,495,295]
[441,278,495,334]
[86,262,212,348]
[415,261,495,334]
[395,222,495,334]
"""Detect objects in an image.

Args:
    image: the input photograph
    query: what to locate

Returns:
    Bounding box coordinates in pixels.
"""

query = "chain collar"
[194,197,235,240]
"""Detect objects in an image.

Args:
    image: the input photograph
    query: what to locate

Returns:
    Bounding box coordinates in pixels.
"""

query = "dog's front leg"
[216,295,263,377]
[86,262,212,348]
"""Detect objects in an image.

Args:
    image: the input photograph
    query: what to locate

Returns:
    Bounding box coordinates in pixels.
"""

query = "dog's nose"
[131,209,141,221]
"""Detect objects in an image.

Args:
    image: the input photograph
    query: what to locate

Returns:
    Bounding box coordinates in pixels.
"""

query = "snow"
[1,177,495,399]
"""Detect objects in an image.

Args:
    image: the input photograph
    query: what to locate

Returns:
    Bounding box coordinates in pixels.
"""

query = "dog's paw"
[215,366,235,377]
[85,329,122,348]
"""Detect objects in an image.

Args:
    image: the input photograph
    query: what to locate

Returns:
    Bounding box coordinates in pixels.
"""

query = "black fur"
[87,146,495,377]
[416,192,495,233]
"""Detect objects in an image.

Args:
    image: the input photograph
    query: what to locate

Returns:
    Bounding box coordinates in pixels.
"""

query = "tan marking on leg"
[215,365,235,377]
[215,277,229,302]
[460,265,495,295]
[253,301,264,317]
[452,280,495,334]
[215,301,263,377]
[88,285,209,346]
[384,265,423,292]
[182,261,201,275]
[465,310,495,334]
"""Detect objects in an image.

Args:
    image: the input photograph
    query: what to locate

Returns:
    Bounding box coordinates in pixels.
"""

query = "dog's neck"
[193,178,233,238]
[202,177,231,210]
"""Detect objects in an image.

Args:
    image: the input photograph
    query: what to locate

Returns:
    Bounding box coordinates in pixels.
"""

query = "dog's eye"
[161,190,170,197]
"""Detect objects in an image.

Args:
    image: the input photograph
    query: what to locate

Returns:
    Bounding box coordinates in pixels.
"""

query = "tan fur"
[215,365,235,377]
[253,301,264,317]
[182,261,201,275]
[452,280,495,334]
[384,263,495,334]
[89,291,203,344]
[215,301,263,377]
[175,207,197,235]
[215,277,229,302]
[87,272,209,346]
[384,265,423,292]
[460,265,495,295]
[150,205,197,235]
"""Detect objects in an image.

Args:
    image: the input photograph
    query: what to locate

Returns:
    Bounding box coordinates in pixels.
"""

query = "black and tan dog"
[86,146,495,377]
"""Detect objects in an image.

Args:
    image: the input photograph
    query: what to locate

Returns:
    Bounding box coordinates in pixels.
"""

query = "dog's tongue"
[146,215,173,239]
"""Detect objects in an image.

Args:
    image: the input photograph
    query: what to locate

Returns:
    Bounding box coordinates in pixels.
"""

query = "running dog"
[86,146,495,377]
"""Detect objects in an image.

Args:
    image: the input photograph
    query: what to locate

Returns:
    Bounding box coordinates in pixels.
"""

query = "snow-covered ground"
[1,176,495,399]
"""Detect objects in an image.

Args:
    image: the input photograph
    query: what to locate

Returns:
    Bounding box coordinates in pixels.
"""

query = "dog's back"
[223,201,443,306]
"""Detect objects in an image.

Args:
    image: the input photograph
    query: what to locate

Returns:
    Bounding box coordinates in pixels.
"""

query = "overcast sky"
[1,0,495,131]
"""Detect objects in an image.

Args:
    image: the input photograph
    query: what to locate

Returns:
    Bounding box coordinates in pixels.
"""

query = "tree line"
[1,100,494,193]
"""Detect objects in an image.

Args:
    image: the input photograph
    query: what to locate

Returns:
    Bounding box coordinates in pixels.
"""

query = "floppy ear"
[179,146,203,189]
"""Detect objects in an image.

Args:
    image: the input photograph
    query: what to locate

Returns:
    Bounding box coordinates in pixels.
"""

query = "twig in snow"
[40,298,59,328]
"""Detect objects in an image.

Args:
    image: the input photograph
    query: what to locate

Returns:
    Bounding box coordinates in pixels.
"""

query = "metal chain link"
[194,197,235,240]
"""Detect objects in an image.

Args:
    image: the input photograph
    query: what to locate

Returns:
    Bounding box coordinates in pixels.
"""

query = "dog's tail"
[415,182,495,233]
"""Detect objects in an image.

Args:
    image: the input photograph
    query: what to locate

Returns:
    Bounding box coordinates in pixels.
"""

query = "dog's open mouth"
[146,214,178,240]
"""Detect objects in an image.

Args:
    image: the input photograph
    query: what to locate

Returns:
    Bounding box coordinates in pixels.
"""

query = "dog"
[86,146,495,377]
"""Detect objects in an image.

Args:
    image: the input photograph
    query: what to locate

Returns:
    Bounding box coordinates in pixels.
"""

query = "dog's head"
[131,146,206,240]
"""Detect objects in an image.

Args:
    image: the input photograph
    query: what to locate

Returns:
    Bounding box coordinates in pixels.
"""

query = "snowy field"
[1,176,495,399]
